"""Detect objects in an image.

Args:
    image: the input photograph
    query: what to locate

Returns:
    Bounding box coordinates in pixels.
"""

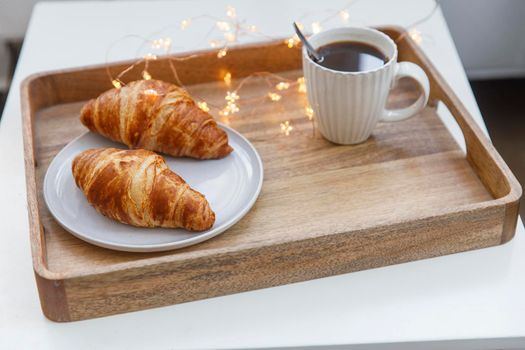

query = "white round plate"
[43,125,263,252]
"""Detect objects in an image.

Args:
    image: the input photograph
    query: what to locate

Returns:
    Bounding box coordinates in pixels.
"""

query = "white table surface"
[1,1,524,349]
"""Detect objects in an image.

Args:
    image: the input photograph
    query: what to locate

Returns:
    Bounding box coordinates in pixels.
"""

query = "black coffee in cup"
[314,41,388,72]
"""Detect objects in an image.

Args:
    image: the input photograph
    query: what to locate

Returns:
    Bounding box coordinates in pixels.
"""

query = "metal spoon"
[293,22,323,63]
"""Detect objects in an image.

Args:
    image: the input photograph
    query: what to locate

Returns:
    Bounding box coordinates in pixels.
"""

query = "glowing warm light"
[249,25,257,32]
[311,22,322,34]
[197,101,210,112]
[340,10,349,22]
[180,19,190,30]
[221,91,240,116]
[305,106,314,120]
[225,91,239,102]
[280,121,293,136]
[224,32,236,42]
[226,5,236,18]
[217,48,228,58]
[285,34,300,48]
[151,39,161,49]
[409,29,423,45]
[144,53,157,60]
[220,103,239,116]
[223,72,232,86]
[227,104,240,113]
[112,79,122,89]
[275,82,290,90]
[217,21,231,31]
[162,38,172,49]
[151,38,171,50]
[268,92,282,101]
[297,77,307,93]
[142,70,152,80]
[209,40,219,48]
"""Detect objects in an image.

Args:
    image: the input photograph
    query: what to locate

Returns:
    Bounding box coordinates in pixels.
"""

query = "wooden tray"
[21,26,521,322]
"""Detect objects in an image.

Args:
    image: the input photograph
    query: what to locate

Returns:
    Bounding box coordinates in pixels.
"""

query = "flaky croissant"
[72,148,215,231]
[80,80,233,159]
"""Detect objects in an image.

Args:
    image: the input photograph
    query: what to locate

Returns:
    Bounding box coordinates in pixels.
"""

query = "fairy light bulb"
[224,32,236,42]
[285,34,300,48]
[217,48,228,58]
[249,25,257,32]
[275,82,290,90]
[280,121,293,136]
[112,79,122,89]
[340,10,349,22]
[144,53,157,60]
[221,91,240,116]
[297,77,307,93]
[151,39,162,49]
[268,92,282,101]
[409,29,423,45]
[142,70,152,80]
[163,37,172,50]
[229,103,239,113]
[197,101,210,112]
[217,21,231,31]
[226,5,236,18]
[180,19,190,30]
[305,106,314,120]
[223,72,232,86]
[311,22,322,34]
[225,91,239,103]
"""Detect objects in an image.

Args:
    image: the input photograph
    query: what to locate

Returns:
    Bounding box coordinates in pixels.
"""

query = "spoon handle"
[293,22,323,62]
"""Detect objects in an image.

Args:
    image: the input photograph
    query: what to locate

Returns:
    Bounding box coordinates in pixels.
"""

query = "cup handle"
[380,62,430,122]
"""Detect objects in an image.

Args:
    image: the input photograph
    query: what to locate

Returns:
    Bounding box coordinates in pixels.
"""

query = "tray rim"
[20,26,522,318]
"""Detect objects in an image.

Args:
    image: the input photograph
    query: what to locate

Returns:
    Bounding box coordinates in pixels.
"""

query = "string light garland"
[105,1,440,137]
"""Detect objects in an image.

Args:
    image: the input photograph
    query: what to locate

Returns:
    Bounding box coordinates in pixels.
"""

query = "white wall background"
[440,0,525,80]
[1,0,525,87]
[0,0,41,89]
[0,0,72,89]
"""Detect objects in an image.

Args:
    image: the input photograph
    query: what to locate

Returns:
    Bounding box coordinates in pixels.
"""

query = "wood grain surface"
[21,27,521,321]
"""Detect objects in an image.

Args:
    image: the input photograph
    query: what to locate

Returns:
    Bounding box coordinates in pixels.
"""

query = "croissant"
[72,148,215,231]
[80,80,233,159]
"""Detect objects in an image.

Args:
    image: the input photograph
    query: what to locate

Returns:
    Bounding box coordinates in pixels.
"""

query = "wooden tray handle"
[380,26,521,202]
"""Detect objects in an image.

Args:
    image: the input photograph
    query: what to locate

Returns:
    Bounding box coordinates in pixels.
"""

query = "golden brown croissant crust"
[80,80,233,159]
[72,148,215,231]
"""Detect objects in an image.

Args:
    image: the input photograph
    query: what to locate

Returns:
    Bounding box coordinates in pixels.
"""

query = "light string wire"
[104,1,440,137]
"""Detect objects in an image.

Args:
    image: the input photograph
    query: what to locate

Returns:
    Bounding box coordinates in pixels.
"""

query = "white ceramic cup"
[303,27,430,144]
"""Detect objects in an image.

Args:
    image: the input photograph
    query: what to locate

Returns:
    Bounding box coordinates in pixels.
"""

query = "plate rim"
[43,124,263,252]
